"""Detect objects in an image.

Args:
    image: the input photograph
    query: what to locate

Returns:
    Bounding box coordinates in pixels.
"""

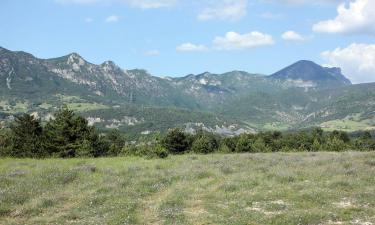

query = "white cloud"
[197,0,248,21]
[84,17,94,23]
[322,43,375,84]
[105,15,120,23]
[313,0,375,35]
[264,0,342,5]
[259,12,283,19]
[213,31,274,50]
[176,43,208,52]
[55,0,177,9]
[281,30,305,41]
[144,50,160,56]
[55,0,104,4]
[105,15,119,22]
[125,0,177,9]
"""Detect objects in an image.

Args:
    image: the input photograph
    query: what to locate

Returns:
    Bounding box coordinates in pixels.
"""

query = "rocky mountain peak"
[0,46,8,52]
[269,60,351,87]
[67,53,85,66]
[101,60,120,72]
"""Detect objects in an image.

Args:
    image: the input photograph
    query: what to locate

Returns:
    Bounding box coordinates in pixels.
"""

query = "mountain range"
[1,46,375,135]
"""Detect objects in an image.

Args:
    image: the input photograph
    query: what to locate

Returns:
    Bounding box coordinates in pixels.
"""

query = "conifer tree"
[162,128,190,154]
[10,114,44,158]
[106,129,125,156]
[44,106,102,157]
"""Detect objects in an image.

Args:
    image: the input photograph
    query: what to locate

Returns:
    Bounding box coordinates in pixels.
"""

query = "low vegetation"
[0,108,375,159]
[1,152,375,224]
[1,108,375,224]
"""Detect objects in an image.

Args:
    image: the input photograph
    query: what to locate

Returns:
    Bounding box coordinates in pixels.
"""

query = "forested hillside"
[1,46,375,135]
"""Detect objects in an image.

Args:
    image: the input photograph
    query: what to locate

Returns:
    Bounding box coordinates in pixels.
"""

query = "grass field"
[1,152,375,225]
[320,114,375,132]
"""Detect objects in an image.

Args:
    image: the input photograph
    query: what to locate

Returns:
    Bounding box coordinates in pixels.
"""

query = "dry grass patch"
[1,152,375,224]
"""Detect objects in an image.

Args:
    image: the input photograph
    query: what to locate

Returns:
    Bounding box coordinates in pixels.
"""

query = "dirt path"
[137,186,174,225]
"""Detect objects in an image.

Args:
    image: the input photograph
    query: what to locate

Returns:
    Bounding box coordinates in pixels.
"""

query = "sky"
[0,0,375,83]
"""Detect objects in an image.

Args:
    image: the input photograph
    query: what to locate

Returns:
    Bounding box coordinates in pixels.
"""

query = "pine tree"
[105,129,125,156]
[44,106,103,157]
[162,128,190,154]
[10,114,44,158]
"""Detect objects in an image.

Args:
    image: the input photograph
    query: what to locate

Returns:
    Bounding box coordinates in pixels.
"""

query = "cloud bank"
[313,0,375,35]
[322,43,375,84]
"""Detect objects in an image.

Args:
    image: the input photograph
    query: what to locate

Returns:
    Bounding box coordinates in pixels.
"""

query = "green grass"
[1,152,375,224]
[0,100,29,114]
[38,102,53,110]
[320,113,375,132]
[66,102,109,112]
[261,122,292,131]
[53,94,110,112]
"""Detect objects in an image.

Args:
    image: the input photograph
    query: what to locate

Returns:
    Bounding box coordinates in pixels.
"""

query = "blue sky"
[1,0,374,83]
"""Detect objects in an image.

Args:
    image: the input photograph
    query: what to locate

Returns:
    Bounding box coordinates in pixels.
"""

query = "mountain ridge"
[0,46,351,84]
[269,60,351,88]
[2,46,374,135]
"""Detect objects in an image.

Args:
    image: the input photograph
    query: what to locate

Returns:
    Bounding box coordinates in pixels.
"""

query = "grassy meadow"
[1,152,375,225]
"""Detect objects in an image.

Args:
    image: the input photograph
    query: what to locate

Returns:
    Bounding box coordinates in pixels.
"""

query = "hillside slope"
[1,46,374,134]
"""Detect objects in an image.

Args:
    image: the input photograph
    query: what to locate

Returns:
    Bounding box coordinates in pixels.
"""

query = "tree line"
[161,127,375,154]
[0,108,374,158]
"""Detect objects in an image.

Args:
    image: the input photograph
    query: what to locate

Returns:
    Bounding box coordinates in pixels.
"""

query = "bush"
[218,143,232,153]
[252,138,271,153]
[191,134,218,154]
[325,137,347,152]
[330,130,350,143]
[152,145,169,158]
[0,130,11,157]
[235,134,254,152]
[311,139,322,152]
[76,139,93,157]
[220,137,238,153]
[354,132,375,151]
[260,131,282,152]
[3,108,374,159]
[121,144,169,159]
[162,128,190,154]
[105,130,125,156]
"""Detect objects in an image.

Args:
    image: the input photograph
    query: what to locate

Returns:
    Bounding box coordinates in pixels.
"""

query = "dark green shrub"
[152,145,169,158]
[324,137,347,152]
[311,139,322,152]
[122,144,169,159]
[220,137,238,152]
[9,114,45,158]
[330,130,350,143]
[235,134,254,152]
[162,128,190,154]
[354,132,375,151]
[0,130,11,157]
[191,134,218,154]
[105,129,125,156]
[252,138,271,153]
